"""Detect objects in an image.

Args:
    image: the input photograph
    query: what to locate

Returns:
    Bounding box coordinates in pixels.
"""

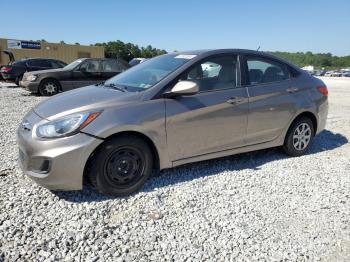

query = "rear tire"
[39,79,60,96]
[88,135,153,196]
[15,74,23,86]
[283,117,315,157]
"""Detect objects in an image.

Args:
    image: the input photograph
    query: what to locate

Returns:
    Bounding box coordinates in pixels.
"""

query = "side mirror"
[164,81,199,98]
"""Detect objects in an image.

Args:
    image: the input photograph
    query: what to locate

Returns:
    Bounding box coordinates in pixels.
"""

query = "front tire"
[283,117,315,157]
[39,79,60,96]
[88,136,153,196]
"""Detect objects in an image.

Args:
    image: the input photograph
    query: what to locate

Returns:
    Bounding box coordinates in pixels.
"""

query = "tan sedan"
[17,49,328,196]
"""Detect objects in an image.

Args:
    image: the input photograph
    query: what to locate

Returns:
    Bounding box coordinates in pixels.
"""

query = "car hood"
[34,85,142,119]
[29,68,66,75]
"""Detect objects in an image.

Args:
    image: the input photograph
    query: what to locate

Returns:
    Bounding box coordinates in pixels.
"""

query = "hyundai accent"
[17,49,328,196]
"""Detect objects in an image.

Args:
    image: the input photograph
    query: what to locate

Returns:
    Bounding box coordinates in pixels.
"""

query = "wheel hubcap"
[105,148,144,187]
[292,123,312,151]
[44,83,57,94]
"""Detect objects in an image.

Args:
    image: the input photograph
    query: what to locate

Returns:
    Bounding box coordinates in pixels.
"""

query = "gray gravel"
[0,78,349,261]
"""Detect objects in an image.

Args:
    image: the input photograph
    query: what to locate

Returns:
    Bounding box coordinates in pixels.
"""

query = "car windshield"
[63,59,84,70]
[104,54,193,91]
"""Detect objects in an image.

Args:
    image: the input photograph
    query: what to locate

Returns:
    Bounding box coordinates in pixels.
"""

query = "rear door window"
[52,60,66,68]
[246,56,289,85]
[28,59,52,68]
[50,61,63,69]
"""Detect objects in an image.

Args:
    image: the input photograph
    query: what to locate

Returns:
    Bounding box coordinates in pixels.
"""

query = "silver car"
[17,49,329,196]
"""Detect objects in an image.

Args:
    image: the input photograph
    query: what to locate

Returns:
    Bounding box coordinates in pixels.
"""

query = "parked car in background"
[129,57,147,67]
[0,50,16,81]
[17,49,328,196]
[341,71,350,77]
[325,71,342,77]
[1,57,67,85]
[313,70,326,76]
[20,58,130,96]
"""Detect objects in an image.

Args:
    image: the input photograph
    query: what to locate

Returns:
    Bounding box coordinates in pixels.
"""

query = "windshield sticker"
[175,54,197,59]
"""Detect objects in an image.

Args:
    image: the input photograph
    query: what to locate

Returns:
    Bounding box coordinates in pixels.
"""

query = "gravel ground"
[0,78,349,261]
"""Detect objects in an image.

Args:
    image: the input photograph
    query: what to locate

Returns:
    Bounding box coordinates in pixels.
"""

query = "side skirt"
[171,139,283,168]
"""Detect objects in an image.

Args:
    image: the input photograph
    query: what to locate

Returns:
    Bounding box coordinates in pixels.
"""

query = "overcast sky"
[2,0,350,56]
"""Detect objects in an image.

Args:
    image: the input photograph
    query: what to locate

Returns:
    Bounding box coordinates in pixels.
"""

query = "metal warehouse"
[0,38,104,64]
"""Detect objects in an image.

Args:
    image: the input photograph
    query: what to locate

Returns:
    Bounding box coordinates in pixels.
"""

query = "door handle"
[227,97,244,104]
[286,87,299,93]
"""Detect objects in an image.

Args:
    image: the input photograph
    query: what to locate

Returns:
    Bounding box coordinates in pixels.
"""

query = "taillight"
[1,67,12,72]
[317,86,328,96]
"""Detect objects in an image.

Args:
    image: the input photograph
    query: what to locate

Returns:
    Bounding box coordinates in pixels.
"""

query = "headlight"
[27,74,37,81]
[36,112,101,138]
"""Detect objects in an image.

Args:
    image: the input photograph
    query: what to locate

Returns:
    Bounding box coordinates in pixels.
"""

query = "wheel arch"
[39,77,62,91]
[83,131,161,182]
[290,111,318,133]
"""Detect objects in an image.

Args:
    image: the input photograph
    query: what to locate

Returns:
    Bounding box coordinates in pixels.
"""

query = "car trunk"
[3,50,15,64]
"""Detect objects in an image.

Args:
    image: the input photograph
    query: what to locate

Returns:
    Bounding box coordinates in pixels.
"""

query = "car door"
[165,54,249,161]
[243,55,299,145]
[71,59,103,88]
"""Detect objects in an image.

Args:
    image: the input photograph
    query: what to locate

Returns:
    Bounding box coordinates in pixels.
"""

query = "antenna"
[257,46,261,51]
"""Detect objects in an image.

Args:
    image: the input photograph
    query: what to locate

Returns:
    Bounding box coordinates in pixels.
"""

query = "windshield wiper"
[102,83,127,92]
[95,81,105,86]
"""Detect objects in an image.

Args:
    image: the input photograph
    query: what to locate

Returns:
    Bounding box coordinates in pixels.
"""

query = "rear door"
[71,59,104,88]
[165,54,249,161]
[243,55,300,145]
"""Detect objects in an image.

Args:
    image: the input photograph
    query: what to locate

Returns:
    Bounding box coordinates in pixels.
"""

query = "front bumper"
[20,80,40,92]
[17,112,103,190]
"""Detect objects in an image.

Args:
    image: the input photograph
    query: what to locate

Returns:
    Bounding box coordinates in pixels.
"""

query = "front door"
[71,59,103,89]
[165,54,249,161]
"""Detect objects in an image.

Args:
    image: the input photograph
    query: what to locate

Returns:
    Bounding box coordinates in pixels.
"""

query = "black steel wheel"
[88,135,153,196]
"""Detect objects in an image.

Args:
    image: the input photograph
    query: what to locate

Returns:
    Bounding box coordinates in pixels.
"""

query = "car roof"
[171,48,264,55]
[171,49,300,70]
[19,57,63,61]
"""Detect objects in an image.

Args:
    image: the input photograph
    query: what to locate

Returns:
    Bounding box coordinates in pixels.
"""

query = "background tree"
[95,40,167,62]
[269,51,350,69]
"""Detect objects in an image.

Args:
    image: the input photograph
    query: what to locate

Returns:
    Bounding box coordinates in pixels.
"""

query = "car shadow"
[0,83,18,88]
[20,92,40,97]
[55,129,348,203]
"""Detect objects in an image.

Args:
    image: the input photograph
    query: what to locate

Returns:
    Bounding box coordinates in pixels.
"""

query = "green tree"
[269,51,350,70]
[95,40,167,62]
